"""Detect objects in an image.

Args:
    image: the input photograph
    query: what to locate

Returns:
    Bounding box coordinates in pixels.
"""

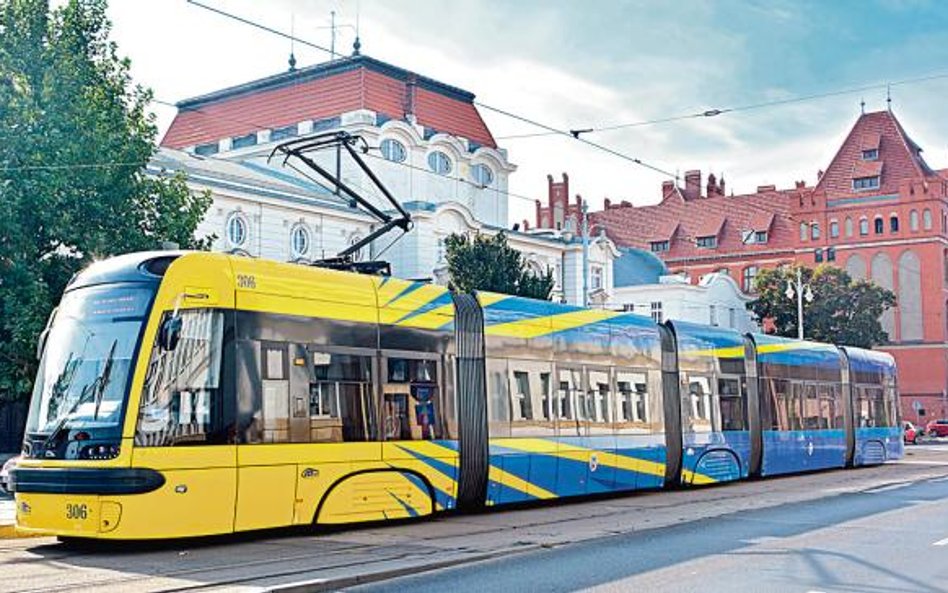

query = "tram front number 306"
[66,503,89,520]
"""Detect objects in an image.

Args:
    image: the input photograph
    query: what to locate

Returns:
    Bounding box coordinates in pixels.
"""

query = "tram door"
[235,341,298,531]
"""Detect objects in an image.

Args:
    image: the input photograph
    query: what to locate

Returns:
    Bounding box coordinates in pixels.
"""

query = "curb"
[0,523,43,539]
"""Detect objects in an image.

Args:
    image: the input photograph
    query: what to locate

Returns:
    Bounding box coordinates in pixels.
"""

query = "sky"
[103,0,948,226]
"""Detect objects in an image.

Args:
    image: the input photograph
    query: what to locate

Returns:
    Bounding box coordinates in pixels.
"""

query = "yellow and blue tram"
[10,252,902,539]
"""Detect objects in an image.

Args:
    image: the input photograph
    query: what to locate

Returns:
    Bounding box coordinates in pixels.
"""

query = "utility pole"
[581,201,589,307]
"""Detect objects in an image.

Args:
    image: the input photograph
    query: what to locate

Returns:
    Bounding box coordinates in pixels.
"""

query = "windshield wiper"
[39,382,95,455]
[93,340,117,420]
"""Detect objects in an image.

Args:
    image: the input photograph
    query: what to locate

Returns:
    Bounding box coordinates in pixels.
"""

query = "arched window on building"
[845,253,867,280]
[899,250,923,341]
[226,212,248,249]
[890,215,899,233]
[874,216,884,235]
[923,208,933,230]
[290,223,310,260]
[845,217,854,237]
[810,222,820,240]
[910,209,919,231]
[871,253,895,340]
[859,217,869,236]
[799,222,808,241]
[829,220,839,238]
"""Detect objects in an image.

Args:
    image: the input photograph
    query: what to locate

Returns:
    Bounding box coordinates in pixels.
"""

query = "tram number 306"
[66,503,89,520]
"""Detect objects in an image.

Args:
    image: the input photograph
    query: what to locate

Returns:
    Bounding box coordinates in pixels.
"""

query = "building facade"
[157,52,618,305]
[577,109,948,421]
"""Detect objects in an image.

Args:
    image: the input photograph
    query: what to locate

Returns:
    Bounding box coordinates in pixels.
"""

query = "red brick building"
[546,110,948,421]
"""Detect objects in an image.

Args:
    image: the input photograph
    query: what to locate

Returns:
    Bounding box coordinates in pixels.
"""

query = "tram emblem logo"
[589,453,599,473]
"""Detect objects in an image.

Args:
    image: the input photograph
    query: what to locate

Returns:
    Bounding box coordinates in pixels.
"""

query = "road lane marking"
[893,460,948,466]
[933,536,948,546]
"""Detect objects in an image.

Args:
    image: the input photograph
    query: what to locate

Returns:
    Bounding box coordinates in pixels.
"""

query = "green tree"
[0,0,213,402]
[445,232,555,300]
[748,265,896,347]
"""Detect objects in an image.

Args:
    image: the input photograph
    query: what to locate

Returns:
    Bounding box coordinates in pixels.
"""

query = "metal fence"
[0,400,27,453]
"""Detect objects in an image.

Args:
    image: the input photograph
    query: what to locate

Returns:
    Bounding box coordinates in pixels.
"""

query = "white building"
[155,52,618,305]
[607,248,758,331]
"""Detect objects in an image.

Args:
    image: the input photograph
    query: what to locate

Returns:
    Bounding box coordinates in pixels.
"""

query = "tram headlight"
[79,442,121,460]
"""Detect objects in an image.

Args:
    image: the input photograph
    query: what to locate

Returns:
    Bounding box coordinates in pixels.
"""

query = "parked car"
[926,419,948,438]
[904,421,920,445]
[0,456,19,494]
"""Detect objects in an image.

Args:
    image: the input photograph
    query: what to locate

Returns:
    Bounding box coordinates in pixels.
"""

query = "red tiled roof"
[694,215,726,237]
[815,110,933,197]
[592,187,797,258]
[851,160,883,179]
[646,220,679,242]
[748,211,774,232]
[860,132,881,150]
[161,55,496,149]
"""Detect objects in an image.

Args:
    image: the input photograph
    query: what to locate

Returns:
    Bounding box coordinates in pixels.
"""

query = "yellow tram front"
[12,251,241,539]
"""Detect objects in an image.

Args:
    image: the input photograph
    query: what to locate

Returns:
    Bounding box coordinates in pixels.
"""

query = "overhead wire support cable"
[473,100,678,179]
[186,0,335,56]
[184,0,679,181]
[498,71,948,140]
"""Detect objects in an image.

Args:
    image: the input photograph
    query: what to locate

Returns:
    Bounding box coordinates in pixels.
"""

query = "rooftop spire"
[887,84,892,111]
[288,13,296,72]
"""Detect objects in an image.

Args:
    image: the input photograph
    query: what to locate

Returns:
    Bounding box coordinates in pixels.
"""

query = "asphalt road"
[2,446,948,592]
[349,465,948,593]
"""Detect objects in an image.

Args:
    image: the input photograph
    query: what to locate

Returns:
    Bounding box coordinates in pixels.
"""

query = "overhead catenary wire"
[497,71,948,140]
[183,0,680,181]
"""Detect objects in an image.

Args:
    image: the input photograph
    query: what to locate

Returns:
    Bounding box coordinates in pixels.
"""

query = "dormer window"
[650,240,669,253]
[861,149,879,161]
[754,231,768,244]
[696,235,717,249]
[853,176,880,191]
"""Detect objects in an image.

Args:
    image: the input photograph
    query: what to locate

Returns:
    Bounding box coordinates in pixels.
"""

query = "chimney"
[662,180,676,199]
[795,180,806,189]
[718,175,725,196]
[684,170,702,200]
[604,198,611,209]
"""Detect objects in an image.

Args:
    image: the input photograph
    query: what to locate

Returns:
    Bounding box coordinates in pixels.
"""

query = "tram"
[10,252,902,539]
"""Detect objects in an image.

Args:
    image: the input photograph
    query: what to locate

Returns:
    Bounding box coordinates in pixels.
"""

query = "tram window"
[137,310,228,447]
[383,356,444,441]
[584,369,611,425]
[817,384,838,429]
[764,379,790,430]
[557,367,583,435]
[264,345,286,380]
[486,358,511,437]
[788,383,805,430]
[802,384,821,430]
[309,351,376,442]
[616,370,649,429]
[686,375,714,432]
[512,371,533,420]
[508,360,555,437]
[718,378,745,431]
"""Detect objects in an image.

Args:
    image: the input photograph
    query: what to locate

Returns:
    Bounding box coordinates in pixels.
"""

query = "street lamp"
[784,267,813,340]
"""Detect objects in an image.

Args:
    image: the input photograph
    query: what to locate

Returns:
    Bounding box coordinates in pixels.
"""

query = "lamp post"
[784,267,813,340]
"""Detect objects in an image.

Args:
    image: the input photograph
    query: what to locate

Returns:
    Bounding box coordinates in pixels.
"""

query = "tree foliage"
[748,265,896,348]
[444,232,555,300]
[0,0,213,401]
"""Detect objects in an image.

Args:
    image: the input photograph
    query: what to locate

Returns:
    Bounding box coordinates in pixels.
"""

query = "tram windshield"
[24,283,153,456]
